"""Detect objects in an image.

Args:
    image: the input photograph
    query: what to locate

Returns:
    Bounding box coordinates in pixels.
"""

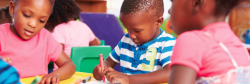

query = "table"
[20,72,96,84]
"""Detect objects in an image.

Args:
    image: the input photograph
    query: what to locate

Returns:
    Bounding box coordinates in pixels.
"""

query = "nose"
[128,31,136,39]
[28,19,37,28]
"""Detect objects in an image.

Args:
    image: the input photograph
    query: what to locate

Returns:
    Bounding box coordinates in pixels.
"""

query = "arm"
[169,65,197,84]
[104,64,171,84]
[39,51,76,84]
[89,37,101,46]
[129,64,171,83]
[60,43,65,51]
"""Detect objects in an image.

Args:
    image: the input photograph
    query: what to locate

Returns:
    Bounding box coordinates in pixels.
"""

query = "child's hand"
[104,67,129,84]
[38,74,59,84]
[93,65,105,80]
[1,57,12,64]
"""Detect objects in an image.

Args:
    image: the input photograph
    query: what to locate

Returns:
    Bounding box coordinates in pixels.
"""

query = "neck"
[199,15,226,29]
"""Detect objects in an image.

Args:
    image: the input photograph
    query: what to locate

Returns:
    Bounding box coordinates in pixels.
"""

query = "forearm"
[129,68,170,83]
[50,61,76,80]
[104,57,117,68]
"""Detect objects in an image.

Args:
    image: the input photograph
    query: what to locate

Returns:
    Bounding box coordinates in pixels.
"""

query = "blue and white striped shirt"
[0,57,21,84]
[110,30,176,75]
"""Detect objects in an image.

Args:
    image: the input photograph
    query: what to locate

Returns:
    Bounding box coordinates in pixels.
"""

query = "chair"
[70,46,112,73]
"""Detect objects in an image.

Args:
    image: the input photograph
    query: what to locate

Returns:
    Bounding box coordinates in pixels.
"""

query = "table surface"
[20,72,96,84]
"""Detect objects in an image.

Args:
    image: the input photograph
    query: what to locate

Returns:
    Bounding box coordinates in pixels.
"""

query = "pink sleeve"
[82,23,96,42]
[48,33,63,62]
[52,26,66,44]
[170,32,207,72]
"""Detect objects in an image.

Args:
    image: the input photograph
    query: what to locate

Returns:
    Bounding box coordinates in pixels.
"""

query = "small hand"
[93,65,105,80]
[1,57,12,64]
[38,74,59,84]
[104,67,129,84]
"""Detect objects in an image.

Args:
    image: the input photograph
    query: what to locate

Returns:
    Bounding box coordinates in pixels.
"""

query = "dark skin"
[168,0,227,84]
[93,12,171,84]
[5,0,76,84]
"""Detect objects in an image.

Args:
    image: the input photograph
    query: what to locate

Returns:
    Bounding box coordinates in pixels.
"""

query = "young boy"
[93,0,176,83]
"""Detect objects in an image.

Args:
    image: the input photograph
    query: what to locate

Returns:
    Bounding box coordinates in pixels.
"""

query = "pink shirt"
[0,23,62,78]
[52,21,96,56]
[170,22,250,77]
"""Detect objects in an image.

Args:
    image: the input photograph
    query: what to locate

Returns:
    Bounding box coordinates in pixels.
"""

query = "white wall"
[107,0,172,19]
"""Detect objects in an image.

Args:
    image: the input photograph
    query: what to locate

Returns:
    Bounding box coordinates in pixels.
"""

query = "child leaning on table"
[0,0,76,84]
[93,0,176,84]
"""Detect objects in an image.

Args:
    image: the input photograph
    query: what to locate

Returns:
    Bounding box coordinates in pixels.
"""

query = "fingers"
[106,71,119,84]
[39,76,59,84]
[51,76,59,84]
[103,67,115,74]
[93,65,105,80]
[2,57,11,64]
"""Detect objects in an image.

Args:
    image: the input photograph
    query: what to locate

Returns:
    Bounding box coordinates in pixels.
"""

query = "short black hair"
[45,0,81,32]
[0,6,12,23]
[120,0,164,17]
[214,0,246,16]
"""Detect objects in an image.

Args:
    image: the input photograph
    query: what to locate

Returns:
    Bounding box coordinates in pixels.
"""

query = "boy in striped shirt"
[93,0,176,83]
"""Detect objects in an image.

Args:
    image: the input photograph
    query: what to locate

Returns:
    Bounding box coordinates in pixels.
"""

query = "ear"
[192,0,204,14]
[9,1,15,15]
[156,16,164,28]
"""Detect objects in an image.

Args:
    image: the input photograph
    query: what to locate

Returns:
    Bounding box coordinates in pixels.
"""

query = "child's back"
[52,21,96,56]
[168,0,250,83]
[171,22,250,77]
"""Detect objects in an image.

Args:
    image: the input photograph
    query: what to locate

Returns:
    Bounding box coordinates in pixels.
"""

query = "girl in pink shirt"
[0,0,76,83]
[168,0,250,84]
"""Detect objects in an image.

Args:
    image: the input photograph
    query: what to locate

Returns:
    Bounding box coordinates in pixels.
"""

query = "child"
[93,0,176,83]
[168,0,250,84]
[45,0,101,57]
[0,6,12,24]
[0,0,76,84]
[0,57,21,84]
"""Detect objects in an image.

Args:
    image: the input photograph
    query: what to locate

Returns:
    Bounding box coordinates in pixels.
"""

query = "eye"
[39,20,45,23]
[134,30,141,33]
[23,13,30,18]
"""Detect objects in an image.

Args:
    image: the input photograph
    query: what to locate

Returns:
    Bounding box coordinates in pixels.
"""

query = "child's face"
[9,0,52,40]
[120,13,161,45]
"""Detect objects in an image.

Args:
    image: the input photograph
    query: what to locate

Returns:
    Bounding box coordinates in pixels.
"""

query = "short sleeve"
[160,37,176,67]
[48,34,63,62]
[0,58,21,84]
[170,32,207,72]
[109,36,126,63]
[52,26,66,44]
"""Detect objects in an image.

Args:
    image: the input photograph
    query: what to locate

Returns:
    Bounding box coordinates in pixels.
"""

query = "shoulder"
[0,23,10,32]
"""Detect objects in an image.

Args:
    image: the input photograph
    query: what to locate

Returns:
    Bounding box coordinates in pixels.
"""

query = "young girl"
[45,0,100,57]
[168,0,250,84]
[0,0,76,84]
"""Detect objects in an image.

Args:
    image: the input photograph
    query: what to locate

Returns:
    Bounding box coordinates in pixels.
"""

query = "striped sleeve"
[160,37,176,67]
[0,58,21,84]
[109,36,126,63]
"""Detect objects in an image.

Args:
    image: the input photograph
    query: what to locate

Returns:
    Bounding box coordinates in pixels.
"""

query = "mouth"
[24,29,34,37]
